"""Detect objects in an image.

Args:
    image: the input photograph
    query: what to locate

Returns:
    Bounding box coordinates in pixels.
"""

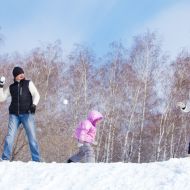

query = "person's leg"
[2,114,20,160]
[21,114,41,162]
[67,158,73,163]
[83,143,95,163]
[68,146,85,162]
[188,142,190,154]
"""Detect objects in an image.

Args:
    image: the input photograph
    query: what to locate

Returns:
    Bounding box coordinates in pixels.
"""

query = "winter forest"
[0,31,190,163]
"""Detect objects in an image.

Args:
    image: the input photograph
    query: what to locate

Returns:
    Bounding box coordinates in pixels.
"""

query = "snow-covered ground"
[0,158,190,190]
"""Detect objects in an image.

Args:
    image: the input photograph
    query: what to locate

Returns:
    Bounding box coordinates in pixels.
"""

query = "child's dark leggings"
[188,143,190,154]
[69,142,95,163]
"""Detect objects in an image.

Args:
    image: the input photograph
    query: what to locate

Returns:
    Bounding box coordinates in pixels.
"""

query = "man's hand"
[30,104,36,114]
[0,76,5,88]
[176,102,186,109]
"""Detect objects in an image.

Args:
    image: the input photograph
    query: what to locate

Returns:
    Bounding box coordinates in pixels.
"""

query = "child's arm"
[77,121,93,143]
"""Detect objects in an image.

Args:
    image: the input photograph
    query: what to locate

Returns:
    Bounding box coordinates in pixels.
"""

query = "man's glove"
[0,76,5,88]
[176,102,186,110]
[30,104,36,114]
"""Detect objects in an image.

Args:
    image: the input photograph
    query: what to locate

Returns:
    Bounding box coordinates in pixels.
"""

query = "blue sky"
[0,0,190,58]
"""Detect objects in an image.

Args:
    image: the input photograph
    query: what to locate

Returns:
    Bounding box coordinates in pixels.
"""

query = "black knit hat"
[12,67,24,78]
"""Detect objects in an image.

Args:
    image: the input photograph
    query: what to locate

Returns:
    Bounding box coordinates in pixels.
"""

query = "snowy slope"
[0,158,190,190]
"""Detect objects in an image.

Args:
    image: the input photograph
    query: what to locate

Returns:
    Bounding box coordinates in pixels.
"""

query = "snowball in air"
[63,99,68,105]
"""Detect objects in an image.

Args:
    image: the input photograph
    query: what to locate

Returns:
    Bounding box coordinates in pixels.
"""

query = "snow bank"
[0,158,190,190]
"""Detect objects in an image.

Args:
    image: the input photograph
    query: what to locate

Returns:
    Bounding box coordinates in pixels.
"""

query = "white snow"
[0,158,190,190]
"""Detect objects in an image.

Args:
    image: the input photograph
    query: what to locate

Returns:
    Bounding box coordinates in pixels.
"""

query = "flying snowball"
[63,99,68,105]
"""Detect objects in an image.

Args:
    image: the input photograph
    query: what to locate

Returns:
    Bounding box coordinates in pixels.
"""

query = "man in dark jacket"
[0,66,41,161]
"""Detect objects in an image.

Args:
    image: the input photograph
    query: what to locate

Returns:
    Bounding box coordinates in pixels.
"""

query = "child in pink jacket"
[67,110,103,163]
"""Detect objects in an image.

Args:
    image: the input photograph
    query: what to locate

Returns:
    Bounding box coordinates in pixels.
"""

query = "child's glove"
[92,141,98,146]
[0,76,5,88]
[176,102,186,110]
[77,139,84,147]
[77,142,83,147]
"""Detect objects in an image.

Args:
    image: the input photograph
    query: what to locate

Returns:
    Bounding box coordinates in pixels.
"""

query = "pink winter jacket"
[75,110,103,143]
